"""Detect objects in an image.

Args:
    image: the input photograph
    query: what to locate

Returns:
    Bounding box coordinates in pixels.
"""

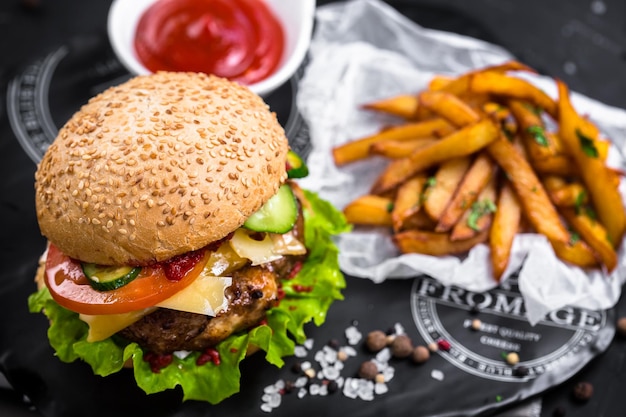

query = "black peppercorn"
[250,289,263,299]
[552,406,566,417]
[327,380,339,394]
[291,361,302,374]
[283,380,295,394]
[327,338,341,349]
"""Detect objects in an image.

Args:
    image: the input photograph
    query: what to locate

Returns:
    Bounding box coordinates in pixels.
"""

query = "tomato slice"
[44,244,209,315]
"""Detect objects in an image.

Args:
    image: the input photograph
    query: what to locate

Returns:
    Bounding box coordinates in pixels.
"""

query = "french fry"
[391,175,427,232]
[362,94,419,120]
[450,174,497,241]
[557,79,626,246]
[418,90,481,127]
[423,157,472,221]
[332,118,453,166]
[483,102,511,122]
[551,239,599,269]
[560,208,617,271]
[489,183,521,281]
[532,155,577,176]
[432,122,458,137]
[343,195,392,227]
[486,134,570,245]
[428,75,455,91]
[436,152,495,232]
[469,72,558,118]
[335,62,623,280]
[369,137,438,159]
[394,229,489,256]
[506,100,614,171]
[508,100,559,161]
[543,176,588,208]
[371,119,499,195]
[401,210,437,231]
[434,60,536,96]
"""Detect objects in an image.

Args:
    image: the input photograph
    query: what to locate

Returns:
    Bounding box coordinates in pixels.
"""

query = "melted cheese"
[80,308,156,342]
[156,275,231,316]
[80,230,305,342]
[229,229,306,265]
[81,272,232,342]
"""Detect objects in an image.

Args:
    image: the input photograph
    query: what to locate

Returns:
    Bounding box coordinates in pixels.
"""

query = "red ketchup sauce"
[134,0,285,85]
[160,248,206,281]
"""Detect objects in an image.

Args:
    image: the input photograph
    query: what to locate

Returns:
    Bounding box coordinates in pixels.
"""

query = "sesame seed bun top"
[35,72,289,266]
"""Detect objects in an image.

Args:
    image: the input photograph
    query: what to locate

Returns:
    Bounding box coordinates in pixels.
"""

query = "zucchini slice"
[82,263,142,291]
[243,184,298,233]
[286,150,309,179]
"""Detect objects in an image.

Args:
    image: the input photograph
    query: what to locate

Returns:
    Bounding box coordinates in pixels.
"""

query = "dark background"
[1,0,626,416]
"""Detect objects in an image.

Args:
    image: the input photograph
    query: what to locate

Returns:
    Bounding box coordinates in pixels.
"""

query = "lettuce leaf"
[27,190,349,404]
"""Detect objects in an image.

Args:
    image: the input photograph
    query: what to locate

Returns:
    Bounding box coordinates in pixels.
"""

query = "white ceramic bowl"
[107,0,315,97]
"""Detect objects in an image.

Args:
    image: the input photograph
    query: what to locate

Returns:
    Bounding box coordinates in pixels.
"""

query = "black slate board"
[1,1,625,417]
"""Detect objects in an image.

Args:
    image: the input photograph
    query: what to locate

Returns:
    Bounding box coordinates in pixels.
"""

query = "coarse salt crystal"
[375,382,389,395]
[267,392,281,408]
[260,403,273,413]
[304,338,314,350]
[345,326,362,345]
[357,380,375,401]
[297,388,307,399]
[343,378,359,399]
[375,347,391,364]
[383,366,395,382]
[295,376,308,388]
[173,350,192,359]
[309,384,321,395]
[342,346,357,357]
[264,384,278,394]
[431,369,445,381]
[294,346,308,358]
[323,366,340,380]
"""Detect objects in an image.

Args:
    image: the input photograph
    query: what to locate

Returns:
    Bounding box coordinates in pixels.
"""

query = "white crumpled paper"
[296,0,626,325]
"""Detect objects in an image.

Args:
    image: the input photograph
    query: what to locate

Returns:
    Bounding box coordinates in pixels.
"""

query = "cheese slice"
[81,273,232,342]
[80,308,156,343]
[156,275,231,316]
[229,229,306,265]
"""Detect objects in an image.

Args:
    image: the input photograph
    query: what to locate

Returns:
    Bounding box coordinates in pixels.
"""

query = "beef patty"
[118,264,282,354]
[118,193,306,354]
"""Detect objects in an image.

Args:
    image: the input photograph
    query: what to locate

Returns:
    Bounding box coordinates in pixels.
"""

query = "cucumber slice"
[286,150,309,179]
[82,263,142,291]
[243,184,297,233]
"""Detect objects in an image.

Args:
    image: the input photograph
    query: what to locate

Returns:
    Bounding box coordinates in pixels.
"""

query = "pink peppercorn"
[437,339,451,351]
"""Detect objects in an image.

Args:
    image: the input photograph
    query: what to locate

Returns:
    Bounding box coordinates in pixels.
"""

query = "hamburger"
[28,72,348,403]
